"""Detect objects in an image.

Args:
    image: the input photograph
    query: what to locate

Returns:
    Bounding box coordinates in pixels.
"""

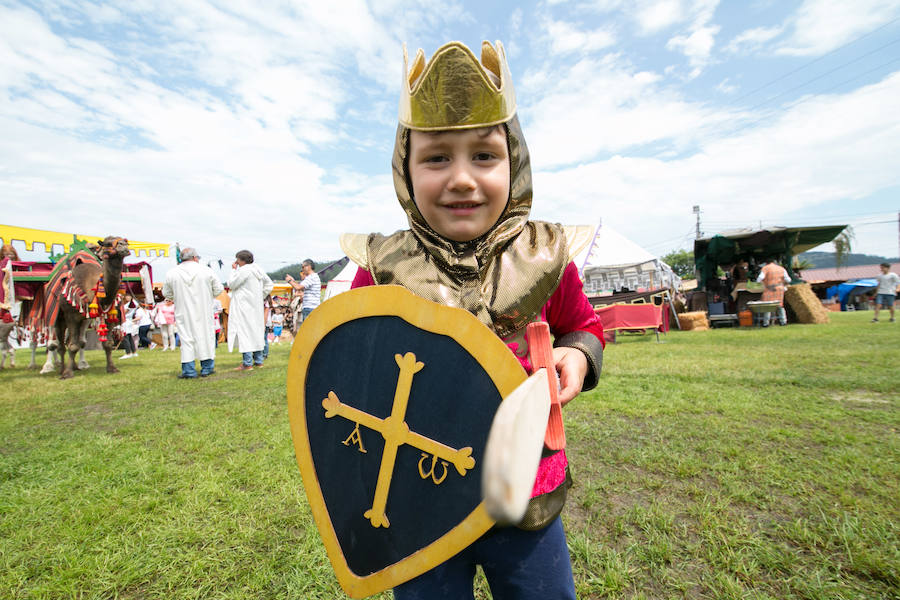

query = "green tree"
[661,248,695,279]
[833,226,855,268]
[267,263,304,281]
[792,255,814,272]
[267,259,343,284]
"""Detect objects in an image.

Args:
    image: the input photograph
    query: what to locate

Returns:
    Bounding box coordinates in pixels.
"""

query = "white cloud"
[666,23,720,77]
[725,25,783,54]
[777,0,900,56]
[715,77,738,94]
[530,71,900,256]
[520,54,737,167]
[573,0,723,75]
[542,19,616,55]
[634,0,686,34]
[578,0,697,34]
[0,112,406,271]
[663,0,720,76]
[83,3,124,25]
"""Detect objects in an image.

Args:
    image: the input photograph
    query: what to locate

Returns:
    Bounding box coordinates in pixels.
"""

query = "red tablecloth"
[594,303,665,332]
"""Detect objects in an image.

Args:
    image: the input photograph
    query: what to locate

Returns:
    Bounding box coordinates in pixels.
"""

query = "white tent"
[574,224,681,294]
[322,259,358,301]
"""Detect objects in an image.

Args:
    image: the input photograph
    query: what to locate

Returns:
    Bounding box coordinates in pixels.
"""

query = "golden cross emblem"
[321,351,476,528]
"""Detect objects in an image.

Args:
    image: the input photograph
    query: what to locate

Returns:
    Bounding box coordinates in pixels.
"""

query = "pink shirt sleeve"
[351,268,375,288]
[544,262,605,347]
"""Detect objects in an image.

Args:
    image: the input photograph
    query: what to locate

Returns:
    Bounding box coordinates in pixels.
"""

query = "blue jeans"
[876,293,895,309]
[263,335,269,359]
[137,325,151,348]
[242,350,263,367]
[182,359,215,377]
[393,517,575,600]
[761,306,786,326]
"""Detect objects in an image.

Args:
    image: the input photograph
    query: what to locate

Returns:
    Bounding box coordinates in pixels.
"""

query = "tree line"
[267,259,341,284]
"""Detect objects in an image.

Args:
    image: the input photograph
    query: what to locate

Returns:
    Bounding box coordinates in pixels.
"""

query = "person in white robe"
[227,249,274,370]
[162,247,224,378]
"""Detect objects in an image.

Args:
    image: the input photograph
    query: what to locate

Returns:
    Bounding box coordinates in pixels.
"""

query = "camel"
[29,328,87,374]
[2,245,91,373]
[53,236,130,379]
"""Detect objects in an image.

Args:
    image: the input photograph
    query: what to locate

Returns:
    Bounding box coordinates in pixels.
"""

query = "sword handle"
[526,321,566,451]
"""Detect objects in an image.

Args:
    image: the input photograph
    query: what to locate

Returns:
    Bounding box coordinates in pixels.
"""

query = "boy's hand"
[552,346,588,406]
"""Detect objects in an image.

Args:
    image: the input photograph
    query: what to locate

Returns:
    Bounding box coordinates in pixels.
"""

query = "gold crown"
[398,41,517,131]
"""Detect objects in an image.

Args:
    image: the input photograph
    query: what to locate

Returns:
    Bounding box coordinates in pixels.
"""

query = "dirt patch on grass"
[831,390,893,407]
[82,403,114,416]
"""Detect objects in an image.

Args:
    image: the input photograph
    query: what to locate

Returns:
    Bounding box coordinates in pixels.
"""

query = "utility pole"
[693,205,701,239]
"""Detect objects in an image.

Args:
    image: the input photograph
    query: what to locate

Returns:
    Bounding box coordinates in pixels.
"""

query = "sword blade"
[481,368,552,525]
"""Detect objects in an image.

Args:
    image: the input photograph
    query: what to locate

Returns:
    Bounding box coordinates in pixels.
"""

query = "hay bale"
[785,283,829,324]
[678,311,709,331]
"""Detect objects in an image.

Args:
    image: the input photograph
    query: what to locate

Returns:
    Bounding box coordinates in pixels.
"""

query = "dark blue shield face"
[306,315,501,575]
[287,286,525,598]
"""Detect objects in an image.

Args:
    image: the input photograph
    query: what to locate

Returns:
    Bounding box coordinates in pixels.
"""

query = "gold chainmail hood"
[365,112,569,338]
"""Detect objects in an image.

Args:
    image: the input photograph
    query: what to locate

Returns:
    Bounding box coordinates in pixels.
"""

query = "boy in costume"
[342,41,604,598]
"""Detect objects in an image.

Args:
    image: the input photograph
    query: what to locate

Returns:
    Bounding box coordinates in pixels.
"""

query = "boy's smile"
[408,127,510,243]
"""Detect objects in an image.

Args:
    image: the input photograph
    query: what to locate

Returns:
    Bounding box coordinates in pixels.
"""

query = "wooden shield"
[286,285,526,598]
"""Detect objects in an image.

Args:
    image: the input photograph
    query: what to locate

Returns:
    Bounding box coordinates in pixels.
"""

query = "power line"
[704,210,898,227]
[724,55,900,138]
[852,219,899,227]
[705,215,897,229]
[743,36,900,114]
[729,15,900,105]
[644,226,698,252]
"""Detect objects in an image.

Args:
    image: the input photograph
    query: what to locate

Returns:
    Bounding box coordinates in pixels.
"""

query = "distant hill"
[268,259,342,284]
[797,251,898,268]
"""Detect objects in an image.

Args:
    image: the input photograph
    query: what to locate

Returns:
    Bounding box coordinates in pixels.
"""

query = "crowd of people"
[115,247,321,379]
[101,248,322,379]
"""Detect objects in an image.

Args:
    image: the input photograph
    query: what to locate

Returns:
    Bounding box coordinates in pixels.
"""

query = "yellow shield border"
[286,285,526,598]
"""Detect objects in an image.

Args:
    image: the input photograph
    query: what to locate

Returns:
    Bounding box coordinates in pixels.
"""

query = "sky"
[2,0,900,281]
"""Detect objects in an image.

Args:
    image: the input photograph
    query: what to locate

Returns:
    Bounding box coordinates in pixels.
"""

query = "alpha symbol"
[322,351,475,529]
[343,423,367,453]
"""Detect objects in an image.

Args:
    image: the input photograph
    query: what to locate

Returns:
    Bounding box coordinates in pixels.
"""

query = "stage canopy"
[694,225,847,289]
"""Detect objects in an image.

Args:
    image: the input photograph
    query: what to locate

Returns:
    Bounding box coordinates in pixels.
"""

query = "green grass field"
[1,311,898,599]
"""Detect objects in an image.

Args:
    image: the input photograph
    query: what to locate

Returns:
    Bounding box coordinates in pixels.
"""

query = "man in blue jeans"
[285,259,320,327]
[227,250,274,371]
[162,247,224,379]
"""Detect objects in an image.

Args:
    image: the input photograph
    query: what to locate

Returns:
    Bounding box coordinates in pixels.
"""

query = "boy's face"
[408,127,510,242]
